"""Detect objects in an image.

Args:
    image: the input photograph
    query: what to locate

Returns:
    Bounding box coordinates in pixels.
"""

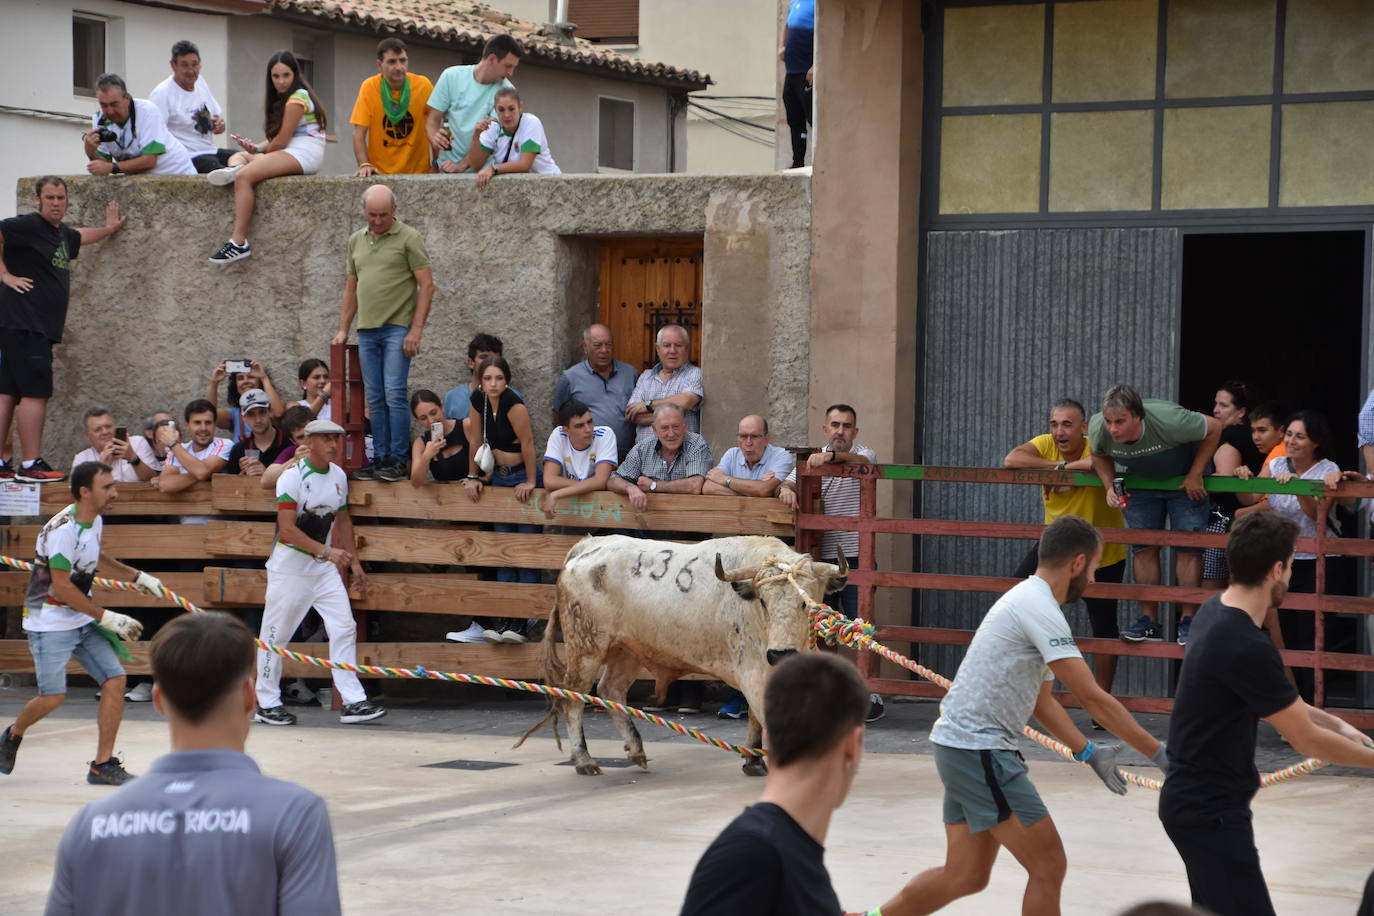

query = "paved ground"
[3,687,1372,915]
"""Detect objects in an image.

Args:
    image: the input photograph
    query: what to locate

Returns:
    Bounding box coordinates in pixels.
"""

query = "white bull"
[527,534,847,776]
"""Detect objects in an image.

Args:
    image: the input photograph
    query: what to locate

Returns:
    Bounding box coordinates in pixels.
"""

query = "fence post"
[330,342,366,471]
[1314,495,1329,709]
[857,474,878,683]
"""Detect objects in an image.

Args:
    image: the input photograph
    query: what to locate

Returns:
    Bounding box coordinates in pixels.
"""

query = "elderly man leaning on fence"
[1089,384,1221,646]
[610,403,713,510]
[703,414,793,497]
[1,461,165,787]
[626,324,704,445]
[1004,397,1126,697]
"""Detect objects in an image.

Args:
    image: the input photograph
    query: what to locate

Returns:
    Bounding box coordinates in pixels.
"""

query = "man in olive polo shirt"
[332,185,435,481]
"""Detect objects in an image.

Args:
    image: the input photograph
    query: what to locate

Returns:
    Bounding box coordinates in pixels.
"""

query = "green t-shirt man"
[345,219,431,329]
[1088,398,1209,478]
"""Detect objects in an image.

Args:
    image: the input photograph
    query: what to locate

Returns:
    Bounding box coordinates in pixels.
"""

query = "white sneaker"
[207,164,242,186]
[123,681,153,702]
[445,622,486,643]
[500,628,528,645]
[482,627,504,644]
[282,680,317,705]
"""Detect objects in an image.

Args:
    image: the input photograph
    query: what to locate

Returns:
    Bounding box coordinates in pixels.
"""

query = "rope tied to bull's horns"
[777,567,1331,791]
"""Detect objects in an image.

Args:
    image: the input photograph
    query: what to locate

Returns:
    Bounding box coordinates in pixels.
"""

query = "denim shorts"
[1122,488,1211,554]
[27,624,125,695]
[935,743,1049,834]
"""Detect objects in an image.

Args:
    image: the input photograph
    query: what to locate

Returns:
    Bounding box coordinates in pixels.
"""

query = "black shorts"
[0,328,54,398]
[192,149,235,173]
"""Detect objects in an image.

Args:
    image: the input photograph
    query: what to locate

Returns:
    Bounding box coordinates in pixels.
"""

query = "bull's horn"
[715,554,756,583]
[835,549,849,576]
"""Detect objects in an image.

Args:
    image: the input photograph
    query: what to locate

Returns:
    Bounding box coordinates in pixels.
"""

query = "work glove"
[133,570,164,597]
[1077,740,1127,795]
[1151,741,1170,776]
[99,610,144,641]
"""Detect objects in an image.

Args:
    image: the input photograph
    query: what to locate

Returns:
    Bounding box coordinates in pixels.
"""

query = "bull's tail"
[512,594,566,752]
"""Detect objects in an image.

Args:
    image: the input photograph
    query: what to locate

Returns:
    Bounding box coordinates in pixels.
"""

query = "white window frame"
[596,95,637,173]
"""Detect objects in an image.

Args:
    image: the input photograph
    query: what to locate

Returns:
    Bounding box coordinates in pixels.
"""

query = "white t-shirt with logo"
[930,576,1083,751]
[23,505,103,632]
[149,75,224,157]
[478,112,561,175]
[166,437,233,473]
[543,426,617,481]
[268,459,349,576]
[90,98,195,175]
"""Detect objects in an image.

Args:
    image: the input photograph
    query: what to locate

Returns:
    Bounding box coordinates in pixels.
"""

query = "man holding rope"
[876,515,1167,916]
[1159,511,1374,916]
[0,461,163,784]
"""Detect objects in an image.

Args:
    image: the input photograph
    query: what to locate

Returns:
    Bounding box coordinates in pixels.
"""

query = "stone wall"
[15,172,811,466]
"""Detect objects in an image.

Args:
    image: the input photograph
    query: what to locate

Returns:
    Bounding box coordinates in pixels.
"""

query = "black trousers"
[781,72,812,167]
[1162,814,1275,916]
[1281,556,1356,703]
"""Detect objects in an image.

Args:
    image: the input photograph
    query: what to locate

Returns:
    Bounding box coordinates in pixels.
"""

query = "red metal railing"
[329,342,367,471]
[794,463,1374,727]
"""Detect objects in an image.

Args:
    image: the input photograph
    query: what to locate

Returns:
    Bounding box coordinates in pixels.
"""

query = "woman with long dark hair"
[206,50,327,264]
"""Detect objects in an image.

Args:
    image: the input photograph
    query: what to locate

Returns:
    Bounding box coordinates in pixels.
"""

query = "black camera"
[95,126,118,143]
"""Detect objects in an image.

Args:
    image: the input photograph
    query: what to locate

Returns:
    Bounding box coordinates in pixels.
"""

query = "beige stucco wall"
[16,172,810,467]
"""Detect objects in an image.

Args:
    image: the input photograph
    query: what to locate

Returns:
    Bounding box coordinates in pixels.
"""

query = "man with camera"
[0,177,125,483]
[71,407,156,482]
[224,390,291,476]
[84,73,194,177]
[148,40,233,174]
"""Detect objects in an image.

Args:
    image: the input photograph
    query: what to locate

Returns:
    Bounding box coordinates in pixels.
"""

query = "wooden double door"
[598,238,704,371]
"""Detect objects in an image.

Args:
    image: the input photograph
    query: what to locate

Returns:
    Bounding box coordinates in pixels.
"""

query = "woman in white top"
[206,50,328,264]
[296,358,331,422]
[456,87,561,190]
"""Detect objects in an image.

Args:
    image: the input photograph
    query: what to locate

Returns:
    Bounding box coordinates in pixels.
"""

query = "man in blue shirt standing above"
[552,323,636,461]
[426,34,523,171]
[779,0,815,168]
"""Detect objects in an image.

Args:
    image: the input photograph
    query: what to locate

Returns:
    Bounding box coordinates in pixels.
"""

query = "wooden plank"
[203,568,555,616]
[205,523,580,569]
[37,482,216,517]
[0,571,209,607]
[1,523,242,560]
[211,476,792,536]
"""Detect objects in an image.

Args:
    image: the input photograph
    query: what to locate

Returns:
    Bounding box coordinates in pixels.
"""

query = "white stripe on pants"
[256,563,365,708]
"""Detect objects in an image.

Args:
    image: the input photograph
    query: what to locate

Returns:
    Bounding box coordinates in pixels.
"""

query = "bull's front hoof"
[629,752,650,770]
[575,761,603,776]
[742,759,768,777]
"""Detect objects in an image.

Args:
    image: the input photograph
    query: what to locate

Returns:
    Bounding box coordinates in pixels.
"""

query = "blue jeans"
[28,624,124,695]
[1123,488,1211,555]
[493,465,540,584]
[357,324,411,463]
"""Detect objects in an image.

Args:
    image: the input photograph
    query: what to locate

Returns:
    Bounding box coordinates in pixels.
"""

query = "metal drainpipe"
[556,0,568,23]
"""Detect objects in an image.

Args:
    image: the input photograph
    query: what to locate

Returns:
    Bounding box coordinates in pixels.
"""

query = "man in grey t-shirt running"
[45,612,340,916]
[875,516,1169,916]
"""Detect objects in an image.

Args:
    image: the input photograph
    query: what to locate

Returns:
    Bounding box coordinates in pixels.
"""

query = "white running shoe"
[445,622,486,643]
[207,164,242,186]
[123,681,153,702]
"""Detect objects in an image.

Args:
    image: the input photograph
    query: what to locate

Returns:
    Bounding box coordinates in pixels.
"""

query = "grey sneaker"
[339,701,386,724]
[254,705,297,726]
[87,756,134,785]
[0,725,21,774]
[350,463,379,481]
[376,459,406,482]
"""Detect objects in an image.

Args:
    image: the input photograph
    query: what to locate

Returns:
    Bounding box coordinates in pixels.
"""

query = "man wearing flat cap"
[253,419,384,727]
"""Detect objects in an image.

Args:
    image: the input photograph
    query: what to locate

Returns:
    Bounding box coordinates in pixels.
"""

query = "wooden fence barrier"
[0,476,794,680]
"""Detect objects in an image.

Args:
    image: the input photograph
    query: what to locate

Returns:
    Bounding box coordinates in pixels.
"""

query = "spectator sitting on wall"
[157,399,231,493]
[139,411,177,474]
[456,87,561,190]
[206,50,328,265]
[704,414,793,497]
[428,34,523,171]
[260,405,315,492]
[1003,398,1126,698]
[297,358,331,421]
[148,40,233,174]
[443,334,520,431]
[224,390,291,477]
[72,407,157,482]
[351,38,434,177]
[1089,384,1221,646]
[552,323,636,461]
[209,358,286,440]
[333,185,435,483]
[0,177,125,483]
[408,389,468,488]
[542,397,618,519]
[778,403,884,722]
[83,73,195,177]
[626,324,703,445]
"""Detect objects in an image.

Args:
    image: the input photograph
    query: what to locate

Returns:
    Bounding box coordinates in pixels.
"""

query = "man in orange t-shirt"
[350,38,434,176]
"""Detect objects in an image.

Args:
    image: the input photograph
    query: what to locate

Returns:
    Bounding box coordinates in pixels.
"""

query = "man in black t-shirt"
[1160,512,1374,916]
[223,390,290,475]
[680,653,868,916]
[0,176,125,482]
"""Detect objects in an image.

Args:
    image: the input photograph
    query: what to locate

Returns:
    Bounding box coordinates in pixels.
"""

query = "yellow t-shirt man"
[349,74,435,174]
[1030,434,1126,568]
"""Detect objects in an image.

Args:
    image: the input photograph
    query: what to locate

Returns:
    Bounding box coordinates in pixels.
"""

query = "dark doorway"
[1180,231,1365,471]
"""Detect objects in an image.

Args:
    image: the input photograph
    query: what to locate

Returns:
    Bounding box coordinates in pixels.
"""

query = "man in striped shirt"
[778,403,884,721]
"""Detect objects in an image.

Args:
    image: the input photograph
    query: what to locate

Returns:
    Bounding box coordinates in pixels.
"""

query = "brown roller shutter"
[567,0,639,43]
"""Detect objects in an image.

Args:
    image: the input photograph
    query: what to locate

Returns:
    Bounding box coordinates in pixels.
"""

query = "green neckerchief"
[380,76,411,126]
